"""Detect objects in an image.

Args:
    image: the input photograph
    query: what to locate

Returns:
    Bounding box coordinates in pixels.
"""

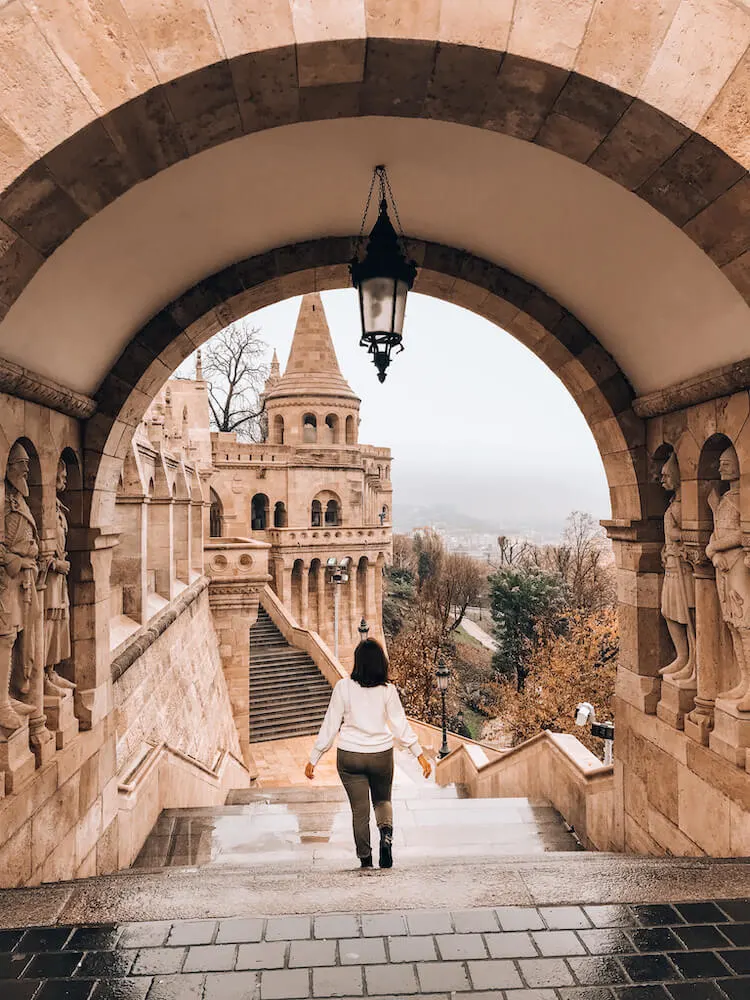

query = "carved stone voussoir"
[0,356,96,419]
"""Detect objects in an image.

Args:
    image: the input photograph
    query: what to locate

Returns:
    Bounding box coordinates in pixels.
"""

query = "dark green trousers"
[337,748,394,859]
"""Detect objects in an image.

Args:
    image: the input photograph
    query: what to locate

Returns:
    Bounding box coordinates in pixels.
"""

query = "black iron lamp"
[436,659,451,759]
[350,165,417,383]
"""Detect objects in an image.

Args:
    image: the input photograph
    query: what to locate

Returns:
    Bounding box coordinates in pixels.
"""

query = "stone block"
[0,821,31,886]
[656,677,696,731]
[678,765,731,856]
[709,701,750,767]
[38,827,77,884]
[0,723,36,794]
[647,804,702,857]
[44,693,79,750]
[97,816,119,874]
[31,770,80,871]
[684,707,713,747]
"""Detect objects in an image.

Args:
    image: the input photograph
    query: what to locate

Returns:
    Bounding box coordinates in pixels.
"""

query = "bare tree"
[496,535,532,567]
[202,318,269,439]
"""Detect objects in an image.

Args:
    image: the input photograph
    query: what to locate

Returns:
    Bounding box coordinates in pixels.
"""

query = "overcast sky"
[188,290,610,540]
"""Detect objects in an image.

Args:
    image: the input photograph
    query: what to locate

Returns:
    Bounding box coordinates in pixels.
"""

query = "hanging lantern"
[350,165,417,383]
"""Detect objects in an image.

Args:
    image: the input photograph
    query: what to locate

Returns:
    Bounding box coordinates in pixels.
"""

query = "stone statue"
[43,459,75,697]
[658,453,696,683]
[706,445,750,711]
[0,443,40,732]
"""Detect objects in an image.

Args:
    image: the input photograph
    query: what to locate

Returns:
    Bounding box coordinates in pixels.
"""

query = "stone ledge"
[0,357,96,419]
[633,359,750,418]
[110,577,209,681]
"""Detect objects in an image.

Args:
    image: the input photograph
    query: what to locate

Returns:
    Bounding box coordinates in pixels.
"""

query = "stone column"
[299,564,309,628]
[173,498,191,584]
[206,538,271,768]
[279,565,292,611]
[112,498,148,624]
[684,547,722,746]
[604,520,668,716]
[147,498,174,599]
[316,568,326,643]
[366,562,377,633]
[67,527,119,730]
[347,569,357,648]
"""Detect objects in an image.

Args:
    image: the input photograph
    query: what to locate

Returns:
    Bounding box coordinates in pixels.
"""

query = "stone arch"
[250,493,269,531]
[291,558,304,624]
[273,500,288,528]
[87,241,647,531]
[302,413,317,444]
[324,413,340,444]
[209,487,223,538]
[272,414,285,446]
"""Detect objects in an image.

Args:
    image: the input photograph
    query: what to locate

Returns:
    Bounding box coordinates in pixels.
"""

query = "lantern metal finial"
[350,165,417,383]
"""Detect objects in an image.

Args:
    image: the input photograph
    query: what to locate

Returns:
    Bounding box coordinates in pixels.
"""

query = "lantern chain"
[355,165,409,255]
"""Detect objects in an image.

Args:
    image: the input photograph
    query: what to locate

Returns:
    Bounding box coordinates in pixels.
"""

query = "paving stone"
[518,957,576,987]
[451,909,499,933]
[314,915,359,940]
[364,962,418,994]
[615,988,670,999]
[578,929,634,954]
[18,928,74,951]
[147,974,205,999]
[628,928,683,952]
[24,950,84,977]
[166,921,217,946]
[405,911,453,935]
[339,938,386,965]
[668,950,732,979]
[36,981,96,999]
[718,977,750,1000]
[435,933,486,960]
[620,954,680,982]
[532,930,586,956]
[673,924,732,949]
[503,992,558,1000]
[312,965,363,996]
[717,900,750,922]
[236,942,287,970]
[667,983,727,999]
[485,932,538,959]
[632,906,683,927]
[387,935,436,962]
[417,959,470,992]
[75,949,138,977]
[203,971,259,999]
[131,947,186,976]
[67,926,122,950]
[216,919,264,944]
[496,908,546,932]
[0,953,35,977]
[539,906,591,929]
[720,923,750,946]
[261,968,310,999]
[91,978,152,999]
[467,959,524,989]
[183,944,237,972]
[289,940,337,967]
[117,923,172,949]
[719,948,750,974]
[361,914,406,937]
[676,903,730,925]
[585,907,639,928]
[568,955,628,985]
[0,930,23,951]
[559,989,615,1000]
[265,917,311,942]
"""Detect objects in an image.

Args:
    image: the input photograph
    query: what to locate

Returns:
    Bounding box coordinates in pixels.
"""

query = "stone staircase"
[249,607,333,743]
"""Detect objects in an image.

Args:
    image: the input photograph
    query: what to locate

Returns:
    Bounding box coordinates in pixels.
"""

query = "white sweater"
[309,678,423,765]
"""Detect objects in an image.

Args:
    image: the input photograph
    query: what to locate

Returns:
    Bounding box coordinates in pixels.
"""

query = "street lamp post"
[326,556,351,660]
[436,660,451,759]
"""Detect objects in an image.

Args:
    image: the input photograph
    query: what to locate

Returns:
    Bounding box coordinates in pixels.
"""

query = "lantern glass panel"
[361,277,408,336]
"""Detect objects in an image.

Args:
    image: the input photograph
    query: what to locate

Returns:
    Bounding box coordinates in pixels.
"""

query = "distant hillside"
[393,504,504,535]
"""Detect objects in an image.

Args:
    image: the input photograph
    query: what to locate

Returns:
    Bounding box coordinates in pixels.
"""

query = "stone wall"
[113,581,241,771]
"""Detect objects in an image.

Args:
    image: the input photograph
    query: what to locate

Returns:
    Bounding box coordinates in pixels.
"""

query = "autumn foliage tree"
[496,608,618,755]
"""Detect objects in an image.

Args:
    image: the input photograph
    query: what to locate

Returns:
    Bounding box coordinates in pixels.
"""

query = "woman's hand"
[418,754,432,779]
[304,762,315,781]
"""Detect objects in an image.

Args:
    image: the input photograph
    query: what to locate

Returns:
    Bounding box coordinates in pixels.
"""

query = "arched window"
[345,414,355,445]
[325,499,340,526]
[274,501,288,528]
[273,414,284,445]
[251,493,269,530]
[325,414,339,444]
[311,499,322,527]
[303,413,317,443]
[209,488,223,537]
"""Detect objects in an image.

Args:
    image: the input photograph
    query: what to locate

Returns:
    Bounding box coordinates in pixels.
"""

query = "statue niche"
[658,453,696,685]
[706,445,750,711]
[0,443,41,732]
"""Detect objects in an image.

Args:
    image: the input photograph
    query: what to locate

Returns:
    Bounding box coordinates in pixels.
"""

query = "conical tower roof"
[265,294,359,402]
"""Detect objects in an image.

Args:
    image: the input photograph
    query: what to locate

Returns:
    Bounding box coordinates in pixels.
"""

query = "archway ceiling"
[0,115,748,399]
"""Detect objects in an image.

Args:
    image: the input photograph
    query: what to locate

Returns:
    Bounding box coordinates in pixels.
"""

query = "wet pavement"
[1,900,750,998]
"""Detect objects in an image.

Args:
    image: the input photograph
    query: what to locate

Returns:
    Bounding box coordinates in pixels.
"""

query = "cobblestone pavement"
[1,900,749,999]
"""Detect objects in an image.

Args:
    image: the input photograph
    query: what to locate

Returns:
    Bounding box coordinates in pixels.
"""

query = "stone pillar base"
[684,698,715,746]
[29,718,56,768]
[44,693,80,749]
[656,678,696,730]
[615,669,662,715]
[709,700,750,767]
[0,722,36,793]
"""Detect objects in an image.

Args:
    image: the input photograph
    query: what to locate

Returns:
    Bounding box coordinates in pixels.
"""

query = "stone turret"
[264,294,360,448]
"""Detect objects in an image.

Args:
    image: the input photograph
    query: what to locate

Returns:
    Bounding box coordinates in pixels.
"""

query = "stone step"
[249,708,327,728]
[250,670,328,685]
[250,685,330,700]
[249,724,322,742]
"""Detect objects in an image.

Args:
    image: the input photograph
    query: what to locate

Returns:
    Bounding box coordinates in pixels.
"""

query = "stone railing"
[436,730,615,852]
[260,584,345,689]
[264,526,390,546]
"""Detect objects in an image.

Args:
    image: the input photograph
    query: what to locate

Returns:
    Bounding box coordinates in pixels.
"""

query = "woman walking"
[305,639,432,869]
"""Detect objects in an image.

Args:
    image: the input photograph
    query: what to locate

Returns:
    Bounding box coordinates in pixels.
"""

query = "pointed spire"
[270,349,280,378]
[195,349,203,381]
[285,293,343,376]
